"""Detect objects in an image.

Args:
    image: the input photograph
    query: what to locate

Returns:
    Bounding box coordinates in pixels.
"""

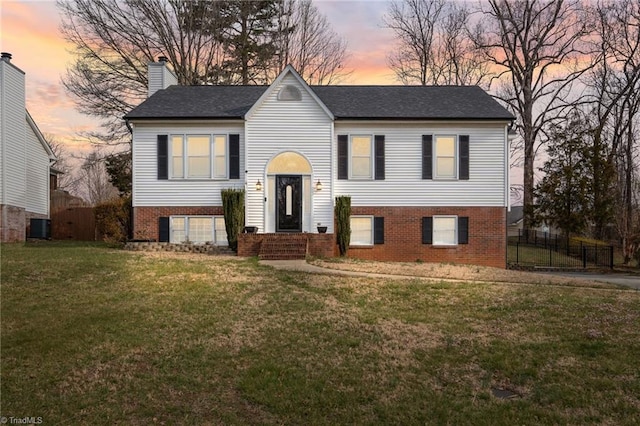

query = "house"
[0,53,55,242]
[507,205,561,238]
[125,59,514,267]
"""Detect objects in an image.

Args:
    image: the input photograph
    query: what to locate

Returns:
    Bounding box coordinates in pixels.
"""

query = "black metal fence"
[508,229,614,269]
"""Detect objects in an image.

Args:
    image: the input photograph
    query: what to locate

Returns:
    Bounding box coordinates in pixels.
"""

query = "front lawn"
[1,242,639,424]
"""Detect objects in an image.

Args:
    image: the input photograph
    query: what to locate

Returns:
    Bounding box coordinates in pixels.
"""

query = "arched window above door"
[267,151,312,174]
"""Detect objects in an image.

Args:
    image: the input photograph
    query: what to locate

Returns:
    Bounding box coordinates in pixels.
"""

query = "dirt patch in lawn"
[310,258,620,288]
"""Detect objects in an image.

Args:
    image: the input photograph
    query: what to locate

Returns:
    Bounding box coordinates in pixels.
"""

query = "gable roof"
[125,83,514,121]
[245,65,334,120]
[26,110,55,160]
[507,206,524,226]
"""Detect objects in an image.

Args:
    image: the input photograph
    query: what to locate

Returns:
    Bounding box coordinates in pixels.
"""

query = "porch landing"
[238,232,335,260]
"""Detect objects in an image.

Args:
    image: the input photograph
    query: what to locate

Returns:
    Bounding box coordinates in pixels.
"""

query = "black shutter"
[459,135,469,180]
[229,134,240,179]
[422,135,433,180]
[422,217,433,244]
[458,217,469,244]
[374,135,385,180]
[158,217,170,242]
[157,135,168,180]
[338,135,348,180]
[374,217,384,244]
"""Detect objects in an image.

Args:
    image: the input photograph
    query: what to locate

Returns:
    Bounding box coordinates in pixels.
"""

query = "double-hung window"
[170,134,228,179]
[338,134,385,180]
[435,135,456,179]
[350,135,373,179]
[422,134,469,180]
[422,216,469,245]
[213,135,227,178]
[349,216,385,246]
[433,216,457,245]
[350,216,374,246]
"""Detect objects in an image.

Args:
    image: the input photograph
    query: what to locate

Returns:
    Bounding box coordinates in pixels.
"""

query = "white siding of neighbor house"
[131,121,245,207]
[333,121,509,207]
[0,60,27,209]
[245,73,333,233]
[25,120,50,215]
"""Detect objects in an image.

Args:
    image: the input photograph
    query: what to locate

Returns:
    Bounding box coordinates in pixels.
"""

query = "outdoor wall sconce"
[255,180,263,191]
[315,180,323,191]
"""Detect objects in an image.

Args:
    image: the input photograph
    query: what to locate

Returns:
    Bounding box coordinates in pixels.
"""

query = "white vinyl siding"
[131,122,244,207]
[25,121,50,215]
[433,216,457,245]
[0,61,27,208]
[333,122,508,207]
[245,73,333,233]
[350,216,373,246]
[170,215,227,245]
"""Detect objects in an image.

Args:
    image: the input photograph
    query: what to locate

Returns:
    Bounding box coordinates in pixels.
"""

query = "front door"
[276,175,302,232]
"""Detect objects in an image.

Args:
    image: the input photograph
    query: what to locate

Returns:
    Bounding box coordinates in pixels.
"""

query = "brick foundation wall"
[347,206,506,268]
[133,206,224,240]
[1,204,26,242]
[136,205,506,268]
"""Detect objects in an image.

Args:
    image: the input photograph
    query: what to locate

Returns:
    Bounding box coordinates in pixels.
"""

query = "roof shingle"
[125,84,514,121]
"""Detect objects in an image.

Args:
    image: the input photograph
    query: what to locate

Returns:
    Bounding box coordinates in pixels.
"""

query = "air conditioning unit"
[29,218,51,239]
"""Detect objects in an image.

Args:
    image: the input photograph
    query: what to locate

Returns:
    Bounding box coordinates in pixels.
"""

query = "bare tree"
[47,136,81,195]
[59,0,350,145]
[384,0,491,87]
[471,0,593,230]
[59,0,232,145]
[585,0,640,256]
[273,0,350,84]
[77,150,119,206]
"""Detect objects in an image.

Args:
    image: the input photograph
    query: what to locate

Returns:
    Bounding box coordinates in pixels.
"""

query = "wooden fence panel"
[51,207,96,241]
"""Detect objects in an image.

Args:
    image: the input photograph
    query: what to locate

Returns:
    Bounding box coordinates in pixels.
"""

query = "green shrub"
[335,196,351,257]
[94,196,131,244]
[222,188,245,252]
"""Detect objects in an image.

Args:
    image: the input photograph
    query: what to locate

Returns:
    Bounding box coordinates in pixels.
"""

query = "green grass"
[2,242,639,424]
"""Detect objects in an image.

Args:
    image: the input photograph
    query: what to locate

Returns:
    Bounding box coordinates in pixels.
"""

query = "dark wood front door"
[276,175,302,232]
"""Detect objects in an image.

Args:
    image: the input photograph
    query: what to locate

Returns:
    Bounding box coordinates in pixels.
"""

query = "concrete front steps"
[258,233,309,260]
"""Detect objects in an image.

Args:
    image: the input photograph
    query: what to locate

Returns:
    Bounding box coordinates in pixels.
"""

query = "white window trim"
[433,215,458,246]
[434,134,458,180]
[169,134,229,180]
[349,134,374,180]
[350,215,374,247]
[169,215,228,246]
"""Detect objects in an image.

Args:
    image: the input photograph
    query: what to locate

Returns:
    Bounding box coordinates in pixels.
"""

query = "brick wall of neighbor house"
[347,206,507,268]
[0,204,26,242]
[133,206,224,240]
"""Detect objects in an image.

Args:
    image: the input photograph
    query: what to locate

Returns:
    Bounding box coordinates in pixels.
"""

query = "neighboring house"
[507,206,560,238]
[125,59,514,267]
[0,53,55,242]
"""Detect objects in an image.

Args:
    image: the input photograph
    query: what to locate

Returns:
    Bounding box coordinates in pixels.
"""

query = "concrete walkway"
[260,260,640,290]
[539,271,640,290]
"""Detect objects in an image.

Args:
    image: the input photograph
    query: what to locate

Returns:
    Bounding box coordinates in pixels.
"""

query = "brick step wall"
[258,234,309,260]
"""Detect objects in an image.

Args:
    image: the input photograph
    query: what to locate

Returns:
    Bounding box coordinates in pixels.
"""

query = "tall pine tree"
[535,112,592,237]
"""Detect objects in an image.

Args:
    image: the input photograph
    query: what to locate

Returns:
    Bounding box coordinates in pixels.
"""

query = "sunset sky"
[1,0,395,154]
